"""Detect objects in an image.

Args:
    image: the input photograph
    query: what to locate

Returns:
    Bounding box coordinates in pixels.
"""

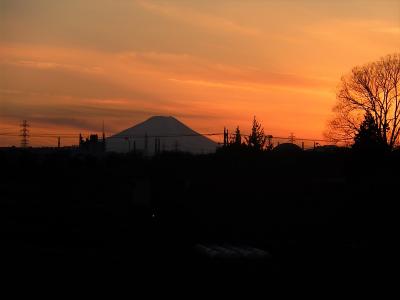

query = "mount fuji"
[106,116,218,155]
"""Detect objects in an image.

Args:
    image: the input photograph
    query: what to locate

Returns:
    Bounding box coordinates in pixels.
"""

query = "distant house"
[273,143,302,153]
[79,133,105,153]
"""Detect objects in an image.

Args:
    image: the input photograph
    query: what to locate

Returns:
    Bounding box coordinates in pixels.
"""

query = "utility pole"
[144,133,148,155]
[58,136,61,148]
[102,121,106,152]
[20,120,29,148]
[266,135,273,150]
[157,138,161,154]
[223,127,229,147]
[154,137,160,154]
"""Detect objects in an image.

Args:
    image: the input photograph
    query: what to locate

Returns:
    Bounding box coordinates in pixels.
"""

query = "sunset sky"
[1,0,399,146]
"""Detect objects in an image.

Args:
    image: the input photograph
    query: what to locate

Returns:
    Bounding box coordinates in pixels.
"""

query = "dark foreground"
[1,147,398,283]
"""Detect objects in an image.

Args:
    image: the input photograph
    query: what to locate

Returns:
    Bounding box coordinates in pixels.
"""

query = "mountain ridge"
[106,116,217,154]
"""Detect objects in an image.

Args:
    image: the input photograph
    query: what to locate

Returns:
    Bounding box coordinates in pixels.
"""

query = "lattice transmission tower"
[20,120,29,148]
[288,132,296,144]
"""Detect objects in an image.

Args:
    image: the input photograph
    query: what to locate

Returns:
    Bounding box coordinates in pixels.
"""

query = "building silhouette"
[79,133,105,153]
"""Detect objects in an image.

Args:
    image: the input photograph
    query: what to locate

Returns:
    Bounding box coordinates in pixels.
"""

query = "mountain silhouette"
[106,116,217,154]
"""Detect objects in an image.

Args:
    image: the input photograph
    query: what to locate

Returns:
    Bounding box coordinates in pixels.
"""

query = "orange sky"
[1,0,399,146]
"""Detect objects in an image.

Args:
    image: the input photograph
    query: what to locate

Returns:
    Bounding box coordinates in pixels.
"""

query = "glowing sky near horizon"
[1,0,399,146]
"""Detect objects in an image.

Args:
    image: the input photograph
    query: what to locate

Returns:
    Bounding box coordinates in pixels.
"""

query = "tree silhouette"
[230,126,242,147]
[326,53,400,150]
[246,116,266,151]
[353,111,387,152]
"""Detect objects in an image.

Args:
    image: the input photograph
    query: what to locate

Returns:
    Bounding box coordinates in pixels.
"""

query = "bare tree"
[326,53,400,149]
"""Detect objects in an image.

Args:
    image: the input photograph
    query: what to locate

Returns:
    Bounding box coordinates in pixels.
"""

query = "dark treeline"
[1,147,399,280]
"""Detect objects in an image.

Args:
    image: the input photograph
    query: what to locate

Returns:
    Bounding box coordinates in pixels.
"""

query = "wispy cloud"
[2,59,104,74]
[0,41,337,143]
[168,77,333,97]
[136,0,260,36]
[372,26,400,35]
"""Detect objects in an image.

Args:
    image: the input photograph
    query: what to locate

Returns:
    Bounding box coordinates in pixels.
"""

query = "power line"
[0,131,334,142]
[1,124,341,148]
